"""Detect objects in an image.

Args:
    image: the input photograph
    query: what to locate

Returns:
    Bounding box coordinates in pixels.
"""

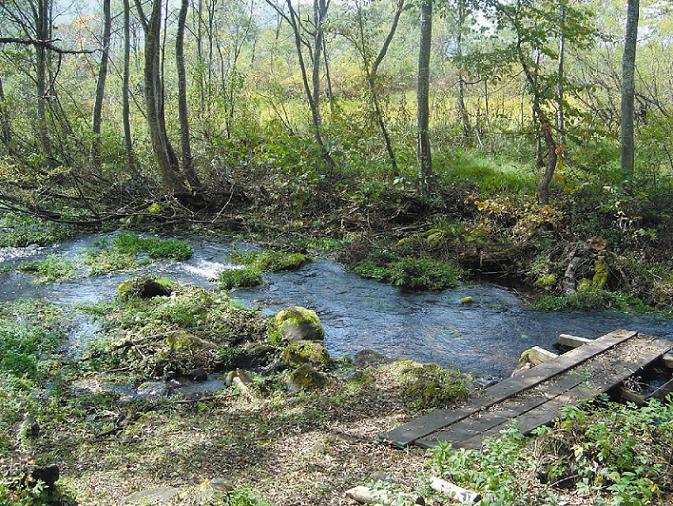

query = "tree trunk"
[0,76,11,151]
[122,0,135,172]
[536,122,558,205]
[620,0,639,178]
[35,0,52,159]
[417,0,433,194]
[176,0,201,190]
[91,0,111,168]
[556,0,566,147]
[137,0,188,194]
[456,0,470,139]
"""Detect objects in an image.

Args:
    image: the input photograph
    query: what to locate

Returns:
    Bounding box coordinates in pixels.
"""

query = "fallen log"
[430,477,480,504]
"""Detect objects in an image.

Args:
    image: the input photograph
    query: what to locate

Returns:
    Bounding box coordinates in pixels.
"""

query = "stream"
[1,232,672,380]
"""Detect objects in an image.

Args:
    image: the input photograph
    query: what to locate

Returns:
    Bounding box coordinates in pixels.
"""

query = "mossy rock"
[286,364,328,392]
[282,340,330,368]
[117,275,172,301]
[396,361,470,410]
[272,306,324,342]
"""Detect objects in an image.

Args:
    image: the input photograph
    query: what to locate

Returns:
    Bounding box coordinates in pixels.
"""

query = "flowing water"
[1,232,672,381]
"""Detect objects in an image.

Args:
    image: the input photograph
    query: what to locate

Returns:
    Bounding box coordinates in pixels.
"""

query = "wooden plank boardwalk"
[380,330,673,449]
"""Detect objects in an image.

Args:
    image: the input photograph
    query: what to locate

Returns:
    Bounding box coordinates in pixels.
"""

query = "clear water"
[1,232,672,378]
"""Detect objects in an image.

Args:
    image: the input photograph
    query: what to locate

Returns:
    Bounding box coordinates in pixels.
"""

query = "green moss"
[460,296,473,304]
[219,267,263,290]
[534,289,652,313]
[18,255,76,283]
[117,275,173,301]
[396,361,470,410]
[282,340,330,368]
[272,306,324,343]
[354,255,461,291]
[534,273,557,290]
[286,364,328,391]
[0,212,74,247]
[231,249,309,272]
[593,255,609,289]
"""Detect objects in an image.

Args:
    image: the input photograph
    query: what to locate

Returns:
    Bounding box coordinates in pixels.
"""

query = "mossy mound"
[353,254,461,291]
[394,361,470,410]
[219,267,263,290]
[282,340,330,368]
[272,306,324,342]
[286,364,328,392]
[117,275,173,301]
[231,249,310,272]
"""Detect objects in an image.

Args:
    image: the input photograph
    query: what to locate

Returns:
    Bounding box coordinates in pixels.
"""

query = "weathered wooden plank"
[663,352,673,369]
[453,338,673,449]
[415,369,588,448]
[620,387,646,405]
[526,346,559,366]
[380,330,637,447]
[558,334,592,348]
[649,377,673,400]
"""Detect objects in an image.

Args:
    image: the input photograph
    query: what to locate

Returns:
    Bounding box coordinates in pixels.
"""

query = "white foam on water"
[182,259,242,280]
[0,245,41,264]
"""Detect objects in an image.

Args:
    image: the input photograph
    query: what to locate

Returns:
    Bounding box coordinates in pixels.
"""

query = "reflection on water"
[1,232,672,377]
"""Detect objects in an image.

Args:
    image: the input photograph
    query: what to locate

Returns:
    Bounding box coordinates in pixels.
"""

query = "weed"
[219,267,263,290]
[18,255,76,283]
[231,249,309,272]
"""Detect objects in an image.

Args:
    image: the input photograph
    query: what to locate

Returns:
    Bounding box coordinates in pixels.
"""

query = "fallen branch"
[81,330,182,361]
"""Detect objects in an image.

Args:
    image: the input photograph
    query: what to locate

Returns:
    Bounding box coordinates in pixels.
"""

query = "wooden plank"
[558,334,592,348]
[620,387,646,405]
[380,330,637,447]
[453,338,673,449]
[663,352,673,369]
[648,377,673,401]
[527,346,558,366]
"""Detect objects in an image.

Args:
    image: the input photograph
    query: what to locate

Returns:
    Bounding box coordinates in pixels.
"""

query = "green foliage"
[231,249,309,272]
[0,213,74,248]
[430,398,673,505]
[0,301,63,379]
[0,477,75,506]
[534,289,652,313]
[17,255,76,283]
[353,254,461,291]
[84,232,192,275]
[218,487,274,506]
[219,267,263,290]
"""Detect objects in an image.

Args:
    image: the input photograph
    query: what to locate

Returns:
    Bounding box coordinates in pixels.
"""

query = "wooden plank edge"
[557,334,592,348]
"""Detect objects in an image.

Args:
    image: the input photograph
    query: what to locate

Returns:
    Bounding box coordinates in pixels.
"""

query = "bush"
[534,289,652,313]
[17,255,76,283]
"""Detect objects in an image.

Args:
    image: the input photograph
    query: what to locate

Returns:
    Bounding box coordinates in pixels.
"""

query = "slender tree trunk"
[35,0,52,159]
[456,0,470,139]
[0,76,11,151]
[556,0,566,147]
[176,0,201,190]
[620,0,639,178]
[122,0,135,172]
[537,122,558,205]
[91,0,112,168]
[417,0,433,194]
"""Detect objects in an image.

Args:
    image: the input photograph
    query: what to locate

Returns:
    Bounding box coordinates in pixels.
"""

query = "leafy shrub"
[534,289,652,313]
[0,212,74,248]
[17,255,76,283]
[219,267,263,289]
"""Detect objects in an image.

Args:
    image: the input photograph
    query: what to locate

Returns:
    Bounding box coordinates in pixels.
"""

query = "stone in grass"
[117,275,172,301]
[124,485,181,505]
[282,340,330,368]
[286,364,328,392]
[193,478,234,503]
[273,306,324,343]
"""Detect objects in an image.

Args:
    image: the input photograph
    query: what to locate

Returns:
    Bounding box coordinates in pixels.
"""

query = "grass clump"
[17,255,76,283]
[430,396,673,505]
[231,248,309,272]
[534,289,652,313]
[353,254,461,291]
[84,232,192,275]
[0,212,74,247]
[219,267,263,290]
[396,361,470,410]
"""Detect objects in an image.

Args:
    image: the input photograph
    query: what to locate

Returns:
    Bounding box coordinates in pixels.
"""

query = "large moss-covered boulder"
[282,340,330,368]
[286,364,327,392]
[117,275,172,301]
[273,306,324,342]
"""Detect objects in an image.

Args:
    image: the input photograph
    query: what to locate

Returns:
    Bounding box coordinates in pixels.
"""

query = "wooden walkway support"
[380,330,673,449]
